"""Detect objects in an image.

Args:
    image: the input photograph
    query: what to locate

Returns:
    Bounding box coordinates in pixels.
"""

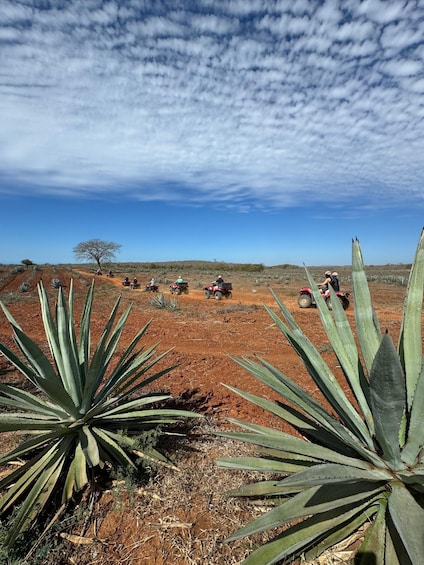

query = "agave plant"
[0,280,200,547]
[150,292,179,311]
[218,229,424,564]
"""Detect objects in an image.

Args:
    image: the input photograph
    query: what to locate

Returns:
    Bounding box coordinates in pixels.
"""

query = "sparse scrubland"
[0,241,421,565]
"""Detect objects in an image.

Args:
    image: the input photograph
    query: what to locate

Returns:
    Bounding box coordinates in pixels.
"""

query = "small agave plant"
[0,280,200,547]
[218,229,424,564]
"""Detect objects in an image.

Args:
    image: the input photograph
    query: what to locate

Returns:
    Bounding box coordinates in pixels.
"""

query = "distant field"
[0,260,412,289]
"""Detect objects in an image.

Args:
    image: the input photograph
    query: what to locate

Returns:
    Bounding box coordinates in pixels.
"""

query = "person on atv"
[123,276,130,285]
[214,275,224,288]
[317,271,332,293]
[330,272,340,292]
[176,275,184,284]
[150,277,156,286]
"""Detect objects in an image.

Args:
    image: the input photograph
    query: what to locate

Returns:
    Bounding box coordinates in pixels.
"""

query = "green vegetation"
[18,282,30,293]
[0,280,201,547]
[10,266,25,275]
[114,260,266,273]
[218,229,424,564]
[149,292,179,311]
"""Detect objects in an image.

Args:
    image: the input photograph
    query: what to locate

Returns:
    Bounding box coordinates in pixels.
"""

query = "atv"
[298,287,350,310]
[169,281,189,295]
[204,282,233,300]
[145,283,159,292]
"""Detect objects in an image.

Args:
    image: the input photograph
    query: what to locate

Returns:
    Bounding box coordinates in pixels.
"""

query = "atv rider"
[330,272,340,292]
[317,271,332,293]
[176,275,184,284]
[214,275,224,288]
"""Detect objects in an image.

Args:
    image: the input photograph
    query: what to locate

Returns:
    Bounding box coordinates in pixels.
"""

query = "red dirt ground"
[0,265,407,564]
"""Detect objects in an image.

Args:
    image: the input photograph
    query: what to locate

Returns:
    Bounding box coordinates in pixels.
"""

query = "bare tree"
[73,239,121,272]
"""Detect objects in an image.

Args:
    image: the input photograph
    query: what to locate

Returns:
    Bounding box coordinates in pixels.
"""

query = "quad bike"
[130,280,140,289]
[145,283,159,292]
[298,287,350,310]
[169,281,189,295]
[204,282,233,300]
[122,278,131,287]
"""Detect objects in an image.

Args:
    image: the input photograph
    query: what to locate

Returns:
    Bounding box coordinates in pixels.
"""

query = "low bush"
[19,282,29,293]
[150,293,179,311]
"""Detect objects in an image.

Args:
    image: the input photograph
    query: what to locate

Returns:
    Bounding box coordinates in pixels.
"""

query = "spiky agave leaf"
[219,228,424,564]
[0,280,201,547]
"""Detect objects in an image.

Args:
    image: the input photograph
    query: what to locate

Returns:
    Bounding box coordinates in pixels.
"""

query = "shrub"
[150,293,179,311]
[218,229,424,564]
[0,280,201,547]
[19,282,29,293]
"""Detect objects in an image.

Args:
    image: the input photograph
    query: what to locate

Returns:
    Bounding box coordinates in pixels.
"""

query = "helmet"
[325,271,331,276]
[332,272,338,276]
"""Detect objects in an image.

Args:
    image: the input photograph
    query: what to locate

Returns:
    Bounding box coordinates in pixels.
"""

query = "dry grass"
[52,418,362,565]
[67,417,276,564]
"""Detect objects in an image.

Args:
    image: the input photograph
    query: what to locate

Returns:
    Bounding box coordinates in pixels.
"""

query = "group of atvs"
[120,277,234,300]
[118,273,350,309]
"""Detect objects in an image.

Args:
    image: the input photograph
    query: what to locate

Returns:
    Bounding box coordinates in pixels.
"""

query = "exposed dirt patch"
[0,265,408,564]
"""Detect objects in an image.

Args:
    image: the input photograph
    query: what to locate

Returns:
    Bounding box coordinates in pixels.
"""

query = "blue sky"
[1,0,423,266]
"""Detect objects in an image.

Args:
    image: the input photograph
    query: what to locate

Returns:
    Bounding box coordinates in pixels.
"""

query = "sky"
[1,0,424,267]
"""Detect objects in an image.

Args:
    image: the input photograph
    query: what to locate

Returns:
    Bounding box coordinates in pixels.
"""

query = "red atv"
[298,287,350,310]
[169,281,189,295]
[145,283,159,292]
[204,282,233,300]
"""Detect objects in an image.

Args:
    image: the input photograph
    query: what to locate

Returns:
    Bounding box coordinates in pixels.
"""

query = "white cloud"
[0,0,423,211]
[356,0,407,25]
[382,59,423,77]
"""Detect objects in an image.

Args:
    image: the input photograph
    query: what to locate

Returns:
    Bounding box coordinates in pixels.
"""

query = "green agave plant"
[218,229,424,564]
[0,280,200,547]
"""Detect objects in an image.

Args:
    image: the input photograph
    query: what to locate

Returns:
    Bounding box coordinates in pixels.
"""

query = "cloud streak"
[1,0,424,211]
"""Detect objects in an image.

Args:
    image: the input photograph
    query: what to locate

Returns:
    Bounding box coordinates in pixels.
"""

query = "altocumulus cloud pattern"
[1,0,424,211]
